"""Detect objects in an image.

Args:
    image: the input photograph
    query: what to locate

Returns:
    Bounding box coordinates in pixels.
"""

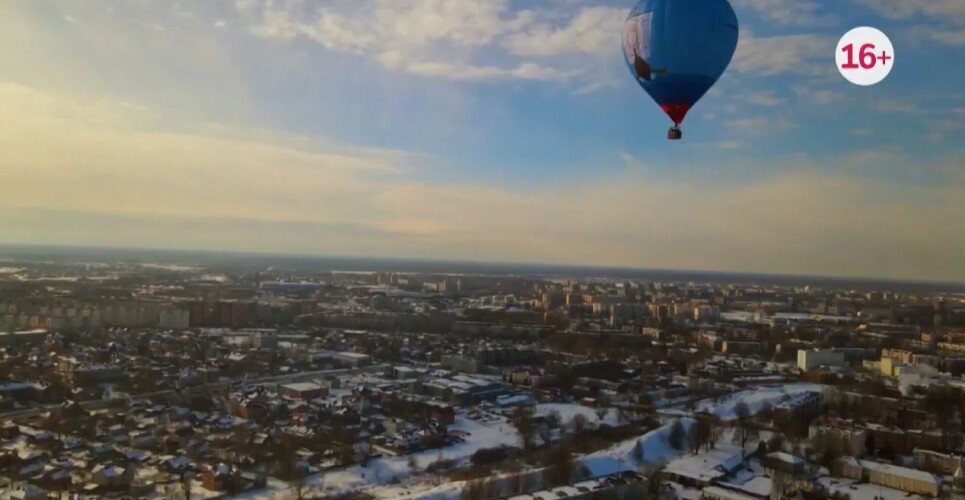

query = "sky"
[0,0,962,282]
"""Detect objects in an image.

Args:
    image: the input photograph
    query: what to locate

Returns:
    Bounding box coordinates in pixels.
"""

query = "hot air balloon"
[623,0,739,140]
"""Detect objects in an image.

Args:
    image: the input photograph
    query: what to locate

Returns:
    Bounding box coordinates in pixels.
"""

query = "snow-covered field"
[299,415,519,498]
[535,403,625,428]
[695,383,827,420]
[578,417,696,478]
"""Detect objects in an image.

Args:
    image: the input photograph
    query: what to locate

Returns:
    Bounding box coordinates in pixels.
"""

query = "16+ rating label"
[835,27,894,86]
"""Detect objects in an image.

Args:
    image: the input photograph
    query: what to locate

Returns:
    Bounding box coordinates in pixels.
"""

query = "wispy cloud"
[0,84,963,281]
[235,0,616,84]
[731,0,837,26]
[731,33,832,76]
[793,87,845,105]
[503,6,625,58]
[745,91,785,106]
[906,25,965,46]
[853,0,965,23]
[726,116,795,132]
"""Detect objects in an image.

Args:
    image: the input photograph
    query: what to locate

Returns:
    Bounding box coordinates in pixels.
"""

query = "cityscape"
[0,247,963,499]
[2,0,963,499]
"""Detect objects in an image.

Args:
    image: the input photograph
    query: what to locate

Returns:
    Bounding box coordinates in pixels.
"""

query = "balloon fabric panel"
[623,0,739,125]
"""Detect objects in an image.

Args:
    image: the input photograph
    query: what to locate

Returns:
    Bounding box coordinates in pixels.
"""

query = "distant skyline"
[3,244,965,293]
[0,0,963,282]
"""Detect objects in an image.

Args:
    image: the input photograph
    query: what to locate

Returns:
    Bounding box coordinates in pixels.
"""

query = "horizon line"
[1,242,964,291]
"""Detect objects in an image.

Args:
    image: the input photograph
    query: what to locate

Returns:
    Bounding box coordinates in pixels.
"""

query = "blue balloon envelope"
[623,0,739,128]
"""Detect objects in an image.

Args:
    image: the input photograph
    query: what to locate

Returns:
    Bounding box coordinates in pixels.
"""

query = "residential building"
[797,349,845,371]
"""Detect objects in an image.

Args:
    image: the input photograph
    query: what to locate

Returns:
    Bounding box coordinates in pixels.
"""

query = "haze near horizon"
[0,0,962,282]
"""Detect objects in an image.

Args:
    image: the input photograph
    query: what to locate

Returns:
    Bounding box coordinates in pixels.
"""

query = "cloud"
[237,0,534,79]
[793,87,844,105]
[745,91,784,106]
[4,84,962,281]
[907,25,965,46]
[0,83,410,226]
[403,61,575,82]
[927,119,965,142]
[731,33,832,76]
[0,0,257,124]
[235,0,620,85]
[873,100,922,114]
[503,6,626,57]
[731,0,836,26]
[725,116,795,132]
[853,0,965,23]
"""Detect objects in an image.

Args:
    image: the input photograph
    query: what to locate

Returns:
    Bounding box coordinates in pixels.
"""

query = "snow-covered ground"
[535,403,625,428]
[299,415,519,498]
[579,417,696,477]
[233,383,830,499]
[695,383,827,420]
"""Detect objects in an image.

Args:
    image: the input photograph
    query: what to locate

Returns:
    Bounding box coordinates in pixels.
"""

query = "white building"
[797,349,845,371]
[335,352,372,367]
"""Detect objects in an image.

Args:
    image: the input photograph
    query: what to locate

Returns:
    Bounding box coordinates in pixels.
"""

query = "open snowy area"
[695,383,827,420]
[535,403,626,428]
[225,383,832,499]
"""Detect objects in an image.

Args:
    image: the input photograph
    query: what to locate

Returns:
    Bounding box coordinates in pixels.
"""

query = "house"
[90,464,135,490]
[424,401,456,425]
[502,471,647,500]
[509,367,554,387]
[335,352,372,367]
[773,391,823,424]
[280,382,326,400]
[836,457,941,497]
[914,448,964,475]
[8,483,47,500]
[860,460,941,496]
[202,463,240,492]
[664,447,744,488]
[762,452,806,476]
[809,424,867,457]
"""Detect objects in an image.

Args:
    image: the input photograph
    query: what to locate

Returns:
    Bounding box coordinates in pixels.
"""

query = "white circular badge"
[835,27,894,86]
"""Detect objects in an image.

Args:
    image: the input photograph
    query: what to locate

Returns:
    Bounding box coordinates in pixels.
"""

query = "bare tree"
[544,444,576,487]
[709,416,723,450]
[570,414,589,435]
[595,407,609,425]
[692,417,711,454]
[668,419,686,451]
[768,433,786,453]
[460,479,487,500]
[514,407,538,451]
[291,474,308,500]
[734,401,758,460]
[631,440,645,463]
[180,473,193,500]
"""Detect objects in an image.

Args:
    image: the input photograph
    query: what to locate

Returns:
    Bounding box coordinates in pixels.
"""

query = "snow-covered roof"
[703,485,760,500]
[336,351,370,359]
[665,447,743,483]
[281,382,322,393]
[859,460,940,485]
[766,451,805,466]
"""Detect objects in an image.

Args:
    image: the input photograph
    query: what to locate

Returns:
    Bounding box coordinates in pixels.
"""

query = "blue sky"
[0,0,962,281]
